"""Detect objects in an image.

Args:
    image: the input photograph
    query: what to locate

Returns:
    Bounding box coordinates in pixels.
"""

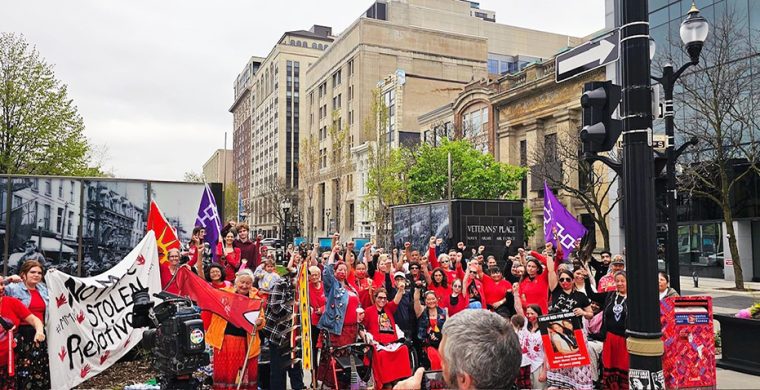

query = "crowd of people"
[0,219,684,390]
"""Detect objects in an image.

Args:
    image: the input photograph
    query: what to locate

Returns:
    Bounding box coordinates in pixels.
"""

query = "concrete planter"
[715,314,760,376]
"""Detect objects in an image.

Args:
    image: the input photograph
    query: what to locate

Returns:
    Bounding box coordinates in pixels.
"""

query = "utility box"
[391,199,524,263]
[661,296,716,389]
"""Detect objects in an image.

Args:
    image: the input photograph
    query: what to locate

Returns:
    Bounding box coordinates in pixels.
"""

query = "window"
[383,89,396,142]
[349,110,354,126]
[56,207,64,233]
[544,133,558,162]
[66,210,73,235]
[348,85,353,101]
[347,59,354,76]
[488,59,499,74]
[347,174,353,192]
[43,205,51,230]
[70,180,75,201]
[31,179,38,192]
[332,69,342,87]
[44,180,51,195]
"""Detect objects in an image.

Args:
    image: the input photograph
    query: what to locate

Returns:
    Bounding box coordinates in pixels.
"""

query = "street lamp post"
[281,200,292,246]
[619,0,663,385]
[651,3,709,294]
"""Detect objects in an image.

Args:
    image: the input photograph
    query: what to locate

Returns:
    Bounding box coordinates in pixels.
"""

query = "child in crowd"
[511,314,534,390]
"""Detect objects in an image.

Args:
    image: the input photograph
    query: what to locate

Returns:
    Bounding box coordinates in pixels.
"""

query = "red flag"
[168,267,262,334]
[147,200,180,264]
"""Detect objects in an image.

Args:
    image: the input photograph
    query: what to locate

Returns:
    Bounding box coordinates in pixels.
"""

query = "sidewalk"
[679,276,760,388]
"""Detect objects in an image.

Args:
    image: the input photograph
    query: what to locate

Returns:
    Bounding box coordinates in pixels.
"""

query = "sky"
[4,0,605,181]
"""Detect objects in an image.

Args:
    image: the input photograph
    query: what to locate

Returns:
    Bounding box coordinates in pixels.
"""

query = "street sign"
[556,30,619,83]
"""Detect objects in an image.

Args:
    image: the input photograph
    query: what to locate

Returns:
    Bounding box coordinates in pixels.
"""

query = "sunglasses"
[410,266,420,270]
[559,277,572,282]
[376,296,388,300]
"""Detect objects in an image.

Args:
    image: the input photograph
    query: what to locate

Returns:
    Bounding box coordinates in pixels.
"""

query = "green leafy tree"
[1,33,100,175]
[224,182,239,222]
[408,139,526,202]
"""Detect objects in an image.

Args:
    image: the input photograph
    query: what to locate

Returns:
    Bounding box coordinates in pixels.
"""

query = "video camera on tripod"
[131,289,209,389]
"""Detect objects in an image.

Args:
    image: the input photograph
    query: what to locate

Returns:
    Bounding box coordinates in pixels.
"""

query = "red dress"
[363,302,412,388]
[216,243,241,281]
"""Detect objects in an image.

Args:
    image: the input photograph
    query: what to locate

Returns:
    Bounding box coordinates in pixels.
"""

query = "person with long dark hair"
[513,291,547,390]
[215,229,241,281]
[414,290,446,370]
[546,268,594,390]
[518,254,554,315]
[658,271,679,300]
[601,271,629,389]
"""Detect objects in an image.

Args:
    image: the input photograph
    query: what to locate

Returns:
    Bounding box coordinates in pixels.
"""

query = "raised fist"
[404,242,411,248]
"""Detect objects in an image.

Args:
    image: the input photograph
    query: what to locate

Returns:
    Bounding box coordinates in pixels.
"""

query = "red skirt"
[424,346,442,370]
[372,343,412,389]
[213,335,258,390]
[602,333,629,390]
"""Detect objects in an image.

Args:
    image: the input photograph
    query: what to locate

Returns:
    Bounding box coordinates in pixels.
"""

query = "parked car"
[260,238,284,248]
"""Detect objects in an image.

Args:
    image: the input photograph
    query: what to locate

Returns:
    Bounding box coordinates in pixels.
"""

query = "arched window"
[290,40,295,45]
[318,44,323,50]
[296,41,302,47]
[312,42,318,49]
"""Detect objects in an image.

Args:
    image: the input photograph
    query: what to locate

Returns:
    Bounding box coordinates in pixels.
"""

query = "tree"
[183,171,205,183]
[674,9,760,289]
[408,139,526,202]
[223,182,238,222]
[364,89,413,246]
[0,33,100,176]
[530,131,619,249]
[298,133,321,241]
[259,177,298,237]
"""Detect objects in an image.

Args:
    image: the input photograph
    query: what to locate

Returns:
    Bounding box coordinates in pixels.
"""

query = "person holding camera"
[363,287,412,388]
[394,310,521,390]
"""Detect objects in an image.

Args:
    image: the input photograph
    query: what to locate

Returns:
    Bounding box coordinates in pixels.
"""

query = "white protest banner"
[46,232,162,390]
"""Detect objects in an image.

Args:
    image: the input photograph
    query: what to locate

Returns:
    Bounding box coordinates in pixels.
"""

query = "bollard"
[692,271,699,288]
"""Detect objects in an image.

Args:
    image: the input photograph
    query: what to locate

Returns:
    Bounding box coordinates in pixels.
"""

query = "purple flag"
[195,184,222,245]
[543,181,587,259]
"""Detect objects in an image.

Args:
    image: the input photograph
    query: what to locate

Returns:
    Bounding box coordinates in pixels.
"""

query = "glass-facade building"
[649,0,760,280]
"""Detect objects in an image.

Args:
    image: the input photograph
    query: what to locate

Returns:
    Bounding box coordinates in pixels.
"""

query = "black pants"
[269,341,305,390]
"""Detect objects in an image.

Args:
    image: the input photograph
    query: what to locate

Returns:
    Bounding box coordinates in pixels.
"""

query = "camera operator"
[394,310,521,390]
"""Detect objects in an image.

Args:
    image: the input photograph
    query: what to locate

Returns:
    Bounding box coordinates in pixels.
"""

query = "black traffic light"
[580,81,622,154]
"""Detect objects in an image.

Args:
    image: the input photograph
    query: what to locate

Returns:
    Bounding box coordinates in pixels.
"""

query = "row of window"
[288,39,329,51]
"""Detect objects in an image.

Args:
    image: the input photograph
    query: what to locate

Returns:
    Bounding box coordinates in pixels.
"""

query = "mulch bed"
[74,358,157,389]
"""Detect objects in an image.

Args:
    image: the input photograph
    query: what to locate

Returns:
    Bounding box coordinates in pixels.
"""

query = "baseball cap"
[611,257,625,265]
[393,271,406,279]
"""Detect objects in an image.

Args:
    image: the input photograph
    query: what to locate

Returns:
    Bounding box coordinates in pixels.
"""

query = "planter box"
[715,314,760,376]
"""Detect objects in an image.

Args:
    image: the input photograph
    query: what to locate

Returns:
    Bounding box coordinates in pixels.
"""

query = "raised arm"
[512,282,524,316]
[428,237,439,269]
[413,287,423,317]
[547,252,558,291]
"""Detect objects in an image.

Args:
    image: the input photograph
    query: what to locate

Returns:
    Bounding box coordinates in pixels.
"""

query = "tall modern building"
[648,0,760,281]
[300,0,582,241]
[230,57,264,217]
[247,25,334,237]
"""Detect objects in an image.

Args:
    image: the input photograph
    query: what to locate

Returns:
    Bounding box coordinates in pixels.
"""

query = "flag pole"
[236,325,257,390]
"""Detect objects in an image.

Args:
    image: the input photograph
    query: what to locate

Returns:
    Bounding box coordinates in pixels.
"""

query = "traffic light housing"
[580,81,622,154]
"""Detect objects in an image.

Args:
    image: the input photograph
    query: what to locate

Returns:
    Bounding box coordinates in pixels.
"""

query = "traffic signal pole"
[619,1,665,387]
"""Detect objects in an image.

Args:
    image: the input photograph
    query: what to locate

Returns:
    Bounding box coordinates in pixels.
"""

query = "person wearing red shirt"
[160,248,182,294]
[0,272,46,389]
[362,287,412,388]
[233,225,261,270]
[443,279,469,317]
[518,252,556,315]
[423,268,451,304]
[200,263,232,329]
[307,265,326,366]
[216,230,241,281]
[462,261,486,309]
[481,267,514,318]
[349,262,374,308]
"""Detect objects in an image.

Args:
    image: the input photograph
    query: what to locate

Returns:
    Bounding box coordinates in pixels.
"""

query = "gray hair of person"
[441,310,521,389]
[235,268,255,283]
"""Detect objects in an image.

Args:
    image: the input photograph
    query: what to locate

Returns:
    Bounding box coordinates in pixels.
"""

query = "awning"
[32,236,75,254]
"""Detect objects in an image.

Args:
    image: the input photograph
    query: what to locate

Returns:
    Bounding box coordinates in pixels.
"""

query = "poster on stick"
[45,232,162,390]
[538,311,591,370]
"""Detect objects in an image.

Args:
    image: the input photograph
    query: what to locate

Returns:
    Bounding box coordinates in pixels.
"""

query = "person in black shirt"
[588,251,612,286]
[546,269,595,390]
[600,271,629,390]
